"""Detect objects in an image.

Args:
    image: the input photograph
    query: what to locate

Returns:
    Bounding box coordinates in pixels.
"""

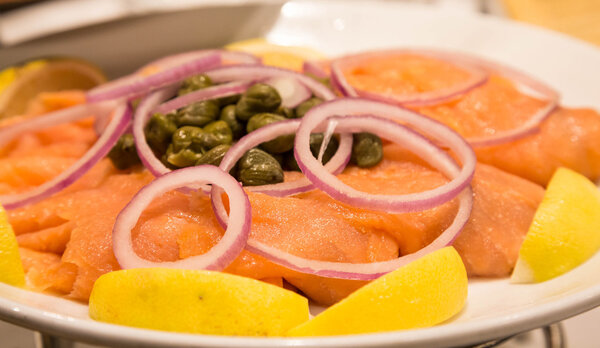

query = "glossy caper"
[178,74,213,96]
[219,105,245,139]
[275,106,295,119]
[294,97,323,118]
[218,94,241,107]
[108,134,141,170]
[283,133,339,171]
[196,144,231,166]
[145,113,178,154]
[237,148,284,186]
[176,99,220,127]
[351,132,383,168]
[200,120,233,149]
[171,126,203,153]
[247,113,294,154]
[166,147,203,168]
[235,83,281,121]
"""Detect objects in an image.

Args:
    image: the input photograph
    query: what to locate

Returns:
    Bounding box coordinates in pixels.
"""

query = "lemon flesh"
[287,247,467,336]
[89,268,309,336]
[0,204,25,287]
[512,167,600,283]
[226,38,326,71]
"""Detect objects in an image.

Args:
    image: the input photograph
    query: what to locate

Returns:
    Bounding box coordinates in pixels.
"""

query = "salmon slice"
[19,247,77,294]
[339,53,600,186]
[17,221,75,254]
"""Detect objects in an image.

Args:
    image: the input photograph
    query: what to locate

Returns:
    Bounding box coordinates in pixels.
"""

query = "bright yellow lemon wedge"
[287,247,468,336]
[226,38,326,71]
[89,268,309,336]
[0,204,25,287]
[512,167,600,283]
[0,58,106,119]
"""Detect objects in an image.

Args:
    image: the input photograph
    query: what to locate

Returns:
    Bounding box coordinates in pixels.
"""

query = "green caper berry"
[145,113,178,154]
[246,113,294,154]
[235,83,282,121]
[275,106,295,119]
[196,144,231,166]
[171,126,203,153]
[219,105,245,139]
[294,97,323,118]
[283,133,339,171]
[108,134,141,170]
[217,94,241,107]
[177,74,213,96]
[176,99,220,127]
[200,120,233,149]
[166,148,203,168]
[237,148,284,186]
[351,132,383,168]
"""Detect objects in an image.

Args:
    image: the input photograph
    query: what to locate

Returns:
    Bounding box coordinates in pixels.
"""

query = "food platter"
[1,1,600,347]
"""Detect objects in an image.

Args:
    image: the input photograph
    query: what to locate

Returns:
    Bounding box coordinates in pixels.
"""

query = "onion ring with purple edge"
[137,49,260,74]
[210,119,352,226]
[112,165,251,271]
[86,53,221,103]
[264,76,312,108]
[295,98,476,213]
[0,102,131,209]
[302,61,329,79]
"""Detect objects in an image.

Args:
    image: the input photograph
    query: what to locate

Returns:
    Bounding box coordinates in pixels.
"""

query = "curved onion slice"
[302,60,329,79]
[210,119,352,226]
[113,165,250,270]
[206,65,337,101]
[86,52,221,103]
[0,103,130,209]
[295,98,476,213]
[154,80,252,115]
[330,49,489,106]
[138,49,260,73]
[264,76,312,108]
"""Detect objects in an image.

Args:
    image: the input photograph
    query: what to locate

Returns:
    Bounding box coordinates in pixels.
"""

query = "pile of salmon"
[2,54,600,306]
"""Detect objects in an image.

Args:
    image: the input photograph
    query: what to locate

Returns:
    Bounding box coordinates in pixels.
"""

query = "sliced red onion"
[210,118,352,226]
[246,187,472,280]
[113,165,251,271]
[330,49,489,106]
[295,99,476,213]
[86,53,221,103]
[206,65,337,101]
[154,81,252,115]
[264,76,311,108]
[0,103,131,209]
[138,49,260,73]
[302,60,329,79]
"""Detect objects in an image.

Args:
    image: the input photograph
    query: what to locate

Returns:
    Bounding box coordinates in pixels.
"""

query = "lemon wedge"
[512,167,600,283]
[0,58,106,119]
[287,247,467,336]
[226,38,326,71]
[89,268,309,336]
[0,204,25,287]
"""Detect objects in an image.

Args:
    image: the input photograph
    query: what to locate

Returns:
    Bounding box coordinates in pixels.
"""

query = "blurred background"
[0,0,599,347]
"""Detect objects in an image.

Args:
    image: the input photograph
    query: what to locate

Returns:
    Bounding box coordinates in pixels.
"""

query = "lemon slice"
[226,38,326,71]
[512,168,600,283]
[89,268,309,336]
[0,204,25,287]
[0,58,106,119]
[287,247,468,336]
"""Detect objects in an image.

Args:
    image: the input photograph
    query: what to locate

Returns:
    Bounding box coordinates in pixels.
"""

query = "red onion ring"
[302,60,329,79]
[138,49,260,73]
[86,53,221,103]
[113,165,251,271]
[264,76,312,108]
[206,65,337,101]
[154,80,252,115]
[295,98,476,213]
[330,49,489,107]
[210,119,353,226]
[0,103,131,209]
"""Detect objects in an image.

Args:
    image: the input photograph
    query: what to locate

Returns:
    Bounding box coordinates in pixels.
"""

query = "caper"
[177,74,213,96]
[283,133,339,171]
[237,148,284,186]
[176,99,220,127]
[108,134,141,170]
[219,105,245,139]
[275,106,295,119]
[196,144,231,166]
[166,147,202,168]
[171,126,203,153]
[294,97,323,118]
[351,132,383,168]
[235,83,281,121]
[201,120,233,149]
[247,113,294,154]
[218,94,241,107]
[145,113,178,154]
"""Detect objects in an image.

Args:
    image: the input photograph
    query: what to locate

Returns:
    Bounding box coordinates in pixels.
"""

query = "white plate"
[1,1,600,347]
